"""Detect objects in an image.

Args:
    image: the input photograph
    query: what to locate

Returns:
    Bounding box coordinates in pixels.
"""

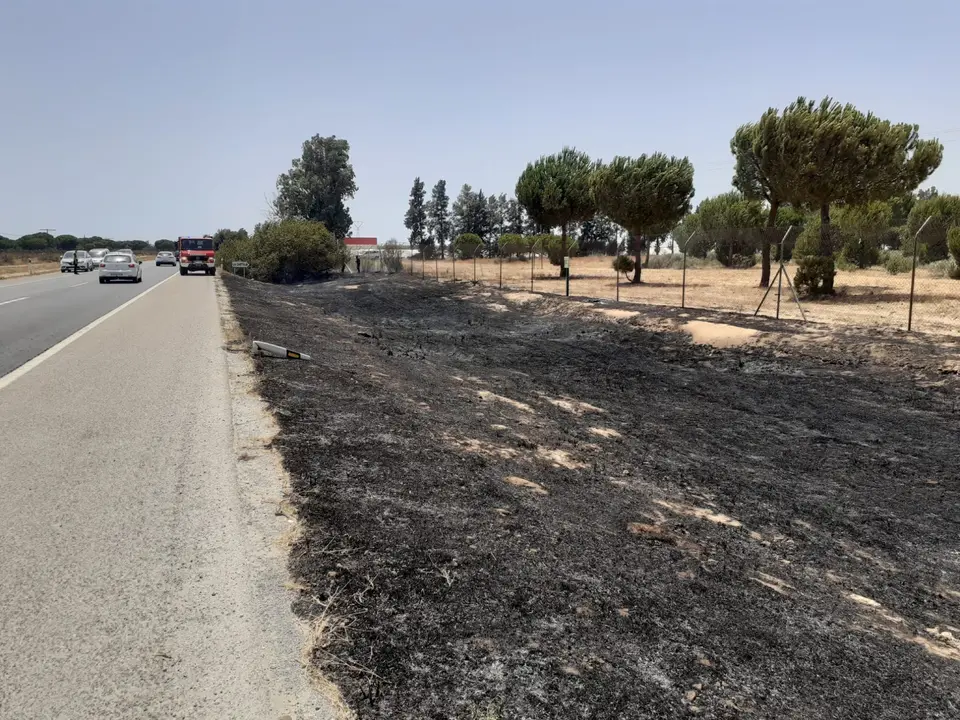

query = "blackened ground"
[224,274,960,720]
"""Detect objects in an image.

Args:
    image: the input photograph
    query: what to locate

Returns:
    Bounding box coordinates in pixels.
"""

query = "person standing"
[355,254,361,274]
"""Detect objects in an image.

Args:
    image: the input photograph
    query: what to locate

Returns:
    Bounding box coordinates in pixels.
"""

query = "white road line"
[0,297,28,307]
[0,274,178,393]
[70,282,88,288]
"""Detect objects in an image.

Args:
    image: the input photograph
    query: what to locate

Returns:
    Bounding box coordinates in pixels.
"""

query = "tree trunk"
[760,200,779,288]
[820,203,835,294]
[631,234,643,284]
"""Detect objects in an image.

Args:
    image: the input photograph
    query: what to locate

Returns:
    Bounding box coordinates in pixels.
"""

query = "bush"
[537,234,579,267]
[839,235,881,269]
[794,256,836,295]
[381,242,405,273]
[454,233,483,259]
[925,258,960,279]
[612,255,635,275]
[709,227,762,268]
[948,227,960,268]
[497,233,527,258]
[219,218,344,283]
[883,250,913,275]
[899,237,929,266]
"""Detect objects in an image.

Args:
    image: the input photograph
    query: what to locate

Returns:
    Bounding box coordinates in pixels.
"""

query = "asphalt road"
[0,263,179,377]
[0,273,330,719]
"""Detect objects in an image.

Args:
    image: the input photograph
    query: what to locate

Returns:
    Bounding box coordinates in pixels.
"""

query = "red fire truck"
[176,235,216,276]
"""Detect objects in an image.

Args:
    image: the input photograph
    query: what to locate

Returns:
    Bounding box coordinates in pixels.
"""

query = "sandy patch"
[655,500,744,528]
[848,593,882,608]
[342,284,359,290]
[595,309,640,320]
[447,436,520,460]
[486,303,509,313]
[589,427,621,439]
[477,390,534,413]
[539,394,606,415]
[504,292,538,304]
[752,573,794,596]
[682,321,760,348]
[655,500,743,528]
[504,476,548,495]
[627,523,701,556]
[536,448,585,469]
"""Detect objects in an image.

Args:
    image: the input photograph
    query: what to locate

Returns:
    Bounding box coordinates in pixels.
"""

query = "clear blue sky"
[2,0,958,243]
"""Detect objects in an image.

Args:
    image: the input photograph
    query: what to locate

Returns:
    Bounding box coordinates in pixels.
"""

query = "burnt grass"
[224,274,960,720]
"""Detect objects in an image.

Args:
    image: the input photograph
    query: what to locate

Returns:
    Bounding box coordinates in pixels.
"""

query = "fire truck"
[176,235,216,276]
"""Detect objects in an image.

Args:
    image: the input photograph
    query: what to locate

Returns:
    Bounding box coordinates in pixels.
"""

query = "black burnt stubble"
[224,274,959,720]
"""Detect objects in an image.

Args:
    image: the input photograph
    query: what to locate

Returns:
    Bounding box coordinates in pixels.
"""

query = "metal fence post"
[681,230,697,309]
[473,249,477,283]
[499,247,503,289]
[453,249,457,281]
[530,239,540,292]
[775,239,784,320]
[435,252,439,282]
[565,256,570,296]
[908,215,932,332]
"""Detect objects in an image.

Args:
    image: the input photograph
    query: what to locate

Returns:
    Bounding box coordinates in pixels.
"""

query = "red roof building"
[344,237,378,246]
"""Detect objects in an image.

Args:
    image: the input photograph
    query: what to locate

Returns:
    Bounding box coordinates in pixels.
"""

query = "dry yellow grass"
[0,262,60,280]
[408,256,960,335]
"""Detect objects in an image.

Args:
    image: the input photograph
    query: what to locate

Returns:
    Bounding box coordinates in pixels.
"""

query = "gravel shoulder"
[225,273,960,720]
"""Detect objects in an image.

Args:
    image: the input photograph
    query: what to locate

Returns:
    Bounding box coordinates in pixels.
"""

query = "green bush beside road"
[218,219,345,283]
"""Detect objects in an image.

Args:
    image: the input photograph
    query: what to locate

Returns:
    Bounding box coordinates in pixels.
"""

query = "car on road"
[155,251,176,266]
[88,248,109,265]
[60,250,94,272]
[99,253,143,283]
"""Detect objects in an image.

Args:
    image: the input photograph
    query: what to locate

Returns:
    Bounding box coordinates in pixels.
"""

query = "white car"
[88,248,109,265]
[99,253,143,283]
[155,251,176,266]
[60,250,94,272]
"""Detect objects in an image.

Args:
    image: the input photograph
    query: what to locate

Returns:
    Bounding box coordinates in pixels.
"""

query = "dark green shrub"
[710,227,761,268]
[220,218,344,283]
[612,255,635,275]
[883,251,913,275]
[948,227,960,268]
[454,233,483,259]
[794,256,836,296]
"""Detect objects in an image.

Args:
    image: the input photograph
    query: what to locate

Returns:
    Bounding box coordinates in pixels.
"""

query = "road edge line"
[0,273,178,393]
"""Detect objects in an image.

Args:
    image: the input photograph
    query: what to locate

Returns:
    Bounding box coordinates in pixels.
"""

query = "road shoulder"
[216,278,348,719]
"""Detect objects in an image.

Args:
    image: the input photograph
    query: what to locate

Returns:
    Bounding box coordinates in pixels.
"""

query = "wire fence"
[371,231,960,336]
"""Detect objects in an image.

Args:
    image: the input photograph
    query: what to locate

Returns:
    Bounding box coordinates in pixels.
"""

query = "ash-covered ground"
[225,274,959,720]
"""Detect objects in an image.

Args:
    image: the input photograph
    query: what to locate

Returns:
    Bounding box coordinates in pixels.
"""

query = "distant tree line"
[0,233,158,253]
[404,177,624,262]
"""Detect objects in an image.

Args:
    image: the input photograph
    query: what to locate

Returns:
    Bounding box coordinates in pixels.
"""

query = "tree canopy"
[426,180,452,258]
[273,135,357,239]
[738,97,943,293]
[591,153,694,282]
[695,192,766,268]
[404,177,427,248]
[516,147,596,276]
[906,194,960,261]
